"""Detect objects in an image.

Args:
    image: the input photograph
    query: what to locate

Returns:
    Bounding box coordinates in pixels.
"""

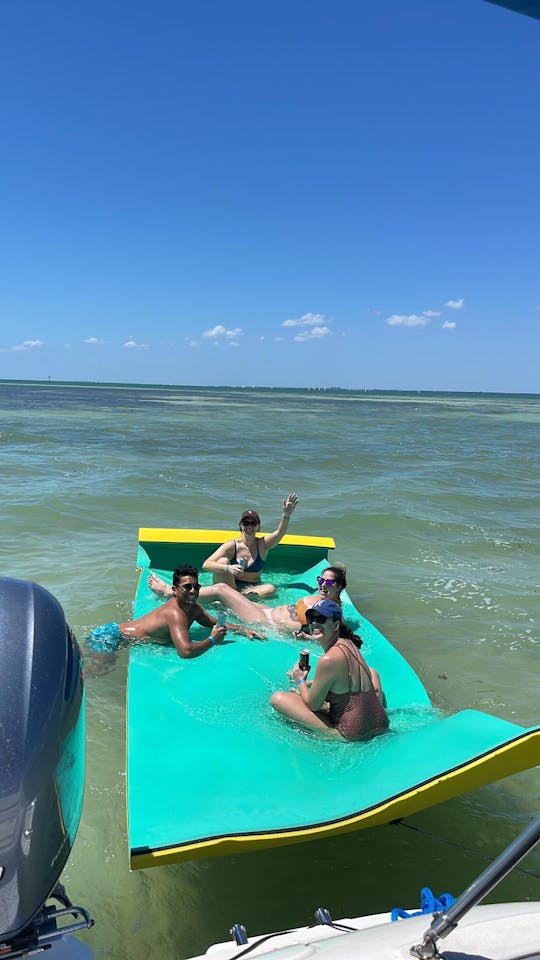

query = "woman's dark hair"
[173,564,199,587]
[320,563,355,636]
[324,563,347,591]
[340,620,363,648]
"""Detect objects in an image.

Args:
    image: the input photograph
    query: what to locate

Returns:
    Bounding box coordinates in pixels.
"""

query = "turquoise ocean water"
[1,380,538,958]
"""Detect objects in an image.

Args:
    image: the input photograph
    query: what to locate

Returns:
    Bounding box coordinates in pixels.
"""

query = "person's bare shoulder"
[163,598,186,618]
[216,538,235,554]
[320,647,341,668]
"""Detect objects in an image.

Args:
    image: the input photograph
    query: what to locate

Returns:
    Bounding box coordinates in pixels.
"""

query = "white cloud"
[385,314,430,327]
[203,324,244,340]
[423,310,442,318]
[228,341,241,347]
[444,298,464,309]
[82,337,107,344]
[187,339,199,347]
[293,325,331,342]
[282,312,328,328]
[0,339,44,353]
[442,320,457,330]
[123,339,148,349]
[203,325,226,338]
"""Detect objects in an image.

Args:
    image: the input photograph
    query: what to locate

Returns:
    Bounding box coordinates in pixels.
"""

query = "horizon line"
[0,378,538,399]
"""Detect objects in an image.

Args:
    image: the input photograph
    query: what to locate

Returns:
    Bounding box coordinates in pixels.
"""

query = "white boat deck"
[199,902,540,960]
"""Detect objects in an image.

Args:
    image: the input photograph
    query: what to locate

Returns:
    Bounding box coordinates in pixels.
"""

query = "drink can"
[299,648,310,671]
[217,612,226,627]
[237,557,247,571]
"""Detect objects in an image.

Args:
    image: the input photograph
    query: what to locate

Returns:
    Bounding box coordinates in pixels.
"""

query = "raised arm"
[262,493,299,550]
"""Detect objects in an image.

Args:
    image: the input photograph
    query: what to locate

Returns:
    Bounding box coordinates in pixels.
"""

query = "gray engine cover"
[0,578,84,938]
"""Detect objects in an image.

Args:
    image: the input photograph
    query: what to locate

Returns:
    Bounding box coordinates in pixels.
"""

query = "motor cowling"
[0,578,84,940]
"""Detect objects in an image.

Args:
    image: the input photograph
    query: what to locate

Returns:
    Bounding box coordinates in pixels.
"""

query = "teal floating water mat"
[127,528,540,868]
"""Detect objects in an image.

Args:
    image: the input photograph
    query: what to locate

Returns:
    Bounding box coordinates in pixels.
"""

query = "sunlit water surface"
[0,381,538,959]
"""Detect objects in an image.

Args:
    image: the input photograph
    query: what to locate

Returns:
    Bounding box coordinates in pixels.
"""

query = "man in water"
[85,564,261,664]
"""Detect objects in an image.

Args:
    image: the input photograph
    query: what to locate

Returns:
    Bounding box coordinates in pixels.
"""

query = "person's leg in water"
[83,622,125,677]
[270,690,343,738]
[239,581,275,599]
[147,577,294,631]
[148,574,258,610]
[198,582,270,624]
[147,573,173,597]
[148,569,274,600]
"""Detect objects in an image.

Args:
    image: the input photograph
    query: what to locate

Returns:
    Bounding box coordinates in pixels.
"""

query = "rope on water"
[391,887,455,922]
[391,818,540,881]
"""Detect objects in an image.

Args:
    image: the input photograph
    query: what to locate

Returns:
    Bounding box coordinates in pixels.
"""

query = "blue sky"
[1,0,538,392]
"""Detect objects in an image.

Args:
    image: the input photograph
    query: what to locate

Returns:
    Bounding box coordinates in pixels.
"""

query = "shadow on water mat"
[127,528,540,869]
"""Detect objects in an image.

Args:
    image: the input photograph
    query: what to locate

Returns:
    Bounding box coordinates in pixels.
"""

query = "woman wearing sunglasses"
[270,599,388,741]
[179,564,349,636]
[201,493,298,598]
[149,493,298,600]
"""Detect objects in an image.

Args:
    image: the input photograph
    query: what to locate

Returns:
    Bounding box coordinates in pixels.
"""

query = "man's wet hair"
[173,564,199,587]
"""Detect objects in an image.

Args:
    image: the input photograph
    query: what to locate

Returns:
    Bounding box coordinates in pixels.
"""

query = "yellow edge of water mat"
[138,527,336,549]
[129,727,539,870]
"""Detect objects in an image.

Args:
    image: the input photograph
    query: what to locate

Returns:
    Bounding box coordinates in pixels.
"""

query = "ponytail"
[340,620,362,648]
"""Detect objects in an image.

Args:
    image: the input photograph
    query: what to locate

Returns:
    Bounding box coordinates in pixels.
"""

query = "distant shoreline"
[0,378,538,400]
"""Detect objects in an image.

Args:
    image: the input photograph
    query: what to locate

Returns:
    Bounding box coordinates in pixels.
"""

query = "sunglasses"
[242,520,258,527]
[180,582,200,592]
[307,614,328,626]
[317,576,336,588]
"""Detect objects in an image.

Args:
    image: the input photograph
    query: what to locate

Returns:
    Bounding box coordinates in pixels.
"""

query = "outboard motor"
[0,578,93,957]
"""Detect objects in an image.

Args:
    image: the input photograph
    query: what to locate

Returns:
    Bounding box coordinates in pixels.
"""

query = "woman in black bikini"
[149,494,298,599]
